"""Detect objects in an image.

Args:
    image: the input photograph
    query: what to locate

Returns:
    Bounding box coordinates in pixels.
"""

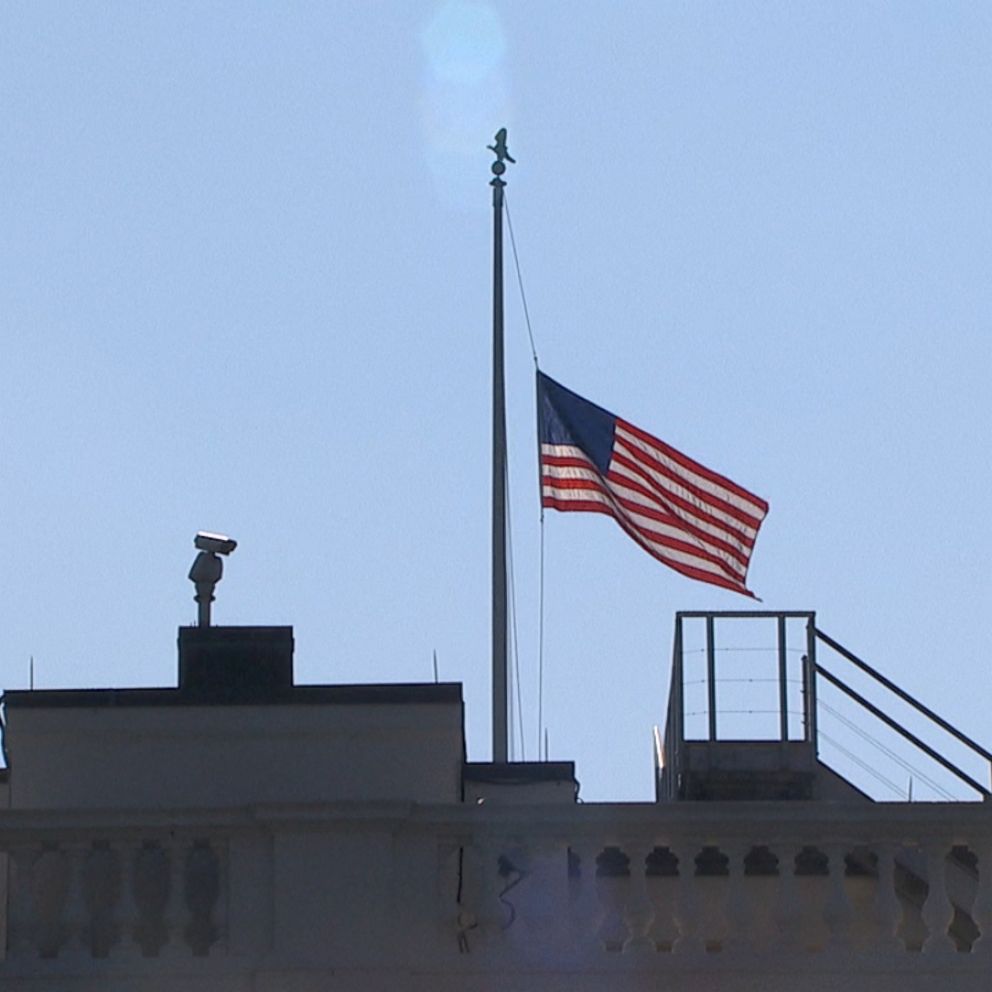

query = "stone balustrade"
[0,800,988,985]
[441,801,992,961]
[0,830,226,963]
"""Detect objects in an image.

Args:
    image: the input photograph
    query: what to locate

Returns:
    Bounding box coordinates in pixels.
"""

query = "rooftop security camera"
[194,532,237,555]
[190,532,238,626]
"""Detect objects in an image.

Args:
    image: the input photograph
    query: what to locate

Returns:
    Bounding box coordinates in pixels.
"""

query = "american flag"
[537,371,768,597]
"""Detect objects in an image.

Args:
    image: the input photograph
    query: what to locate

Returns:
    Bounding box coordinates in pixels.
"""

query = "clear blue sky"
[2,2,989,800]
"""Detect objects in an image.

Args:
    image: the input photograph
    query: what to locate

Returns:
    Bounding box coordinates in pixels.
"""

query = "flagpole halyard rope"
[505,464,526,760]
[537,513,546,759]
[504,193,540,370]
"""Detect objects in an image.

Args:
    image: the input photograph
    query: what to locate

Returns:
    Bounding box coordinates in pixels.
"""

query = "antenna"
[433,649,439,684]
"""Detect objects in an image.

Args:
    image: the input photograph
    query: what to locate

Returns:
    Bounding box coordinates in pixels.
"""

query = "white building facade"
[0,618,989,991]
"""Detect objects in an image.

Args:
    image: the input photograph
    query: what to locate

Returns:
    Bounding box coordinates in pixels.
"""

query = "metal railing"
[659,611,992,802]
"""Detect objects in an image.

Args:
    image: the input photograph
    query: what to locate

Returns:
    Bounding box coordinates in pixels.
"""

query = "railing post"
[805,618,818,747]
[778,616,789,741]
[706,616,717,742]
[669,614,685,799]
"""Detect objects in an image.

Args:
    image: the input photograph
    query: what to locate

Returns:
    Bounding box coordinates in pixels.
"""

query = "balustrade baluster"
[8,845,38,957]
[920,841,956,954]
[63,842,92,958]
[873,844,902,951]
[112,840,139,958]
[163,838,187,955]
[772,845,802,951]
[972,838,992,957]
[722,842,751,953]
[213,839,228,954]
[645,845,680,952]
[822,844,853,949]
[621,844,655,954]
[476,836,506,938]
[440,840,470,949]
[568,841,604,954]
[671,842,703,955]
[519,839,570,954]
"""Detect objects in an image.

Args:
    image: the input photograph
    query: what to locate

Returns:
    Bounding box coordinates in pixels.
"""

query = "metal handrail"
[661,611,992,802]
[813,626,992,799]
[814,663,991,798]
[814,627,992,763]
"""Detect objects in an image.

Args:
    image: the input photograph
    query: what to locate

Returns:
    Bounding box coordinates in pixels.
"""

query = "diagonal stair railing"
[813,626,992,801]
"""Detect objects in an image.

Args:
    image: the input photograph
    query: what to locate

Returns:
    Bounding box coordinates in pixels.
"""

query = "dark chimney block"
[178,626,294,698]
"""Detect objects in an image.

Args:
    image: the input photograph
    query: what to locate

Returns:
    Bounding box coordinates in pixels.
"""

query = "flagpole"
[489,130,513,763]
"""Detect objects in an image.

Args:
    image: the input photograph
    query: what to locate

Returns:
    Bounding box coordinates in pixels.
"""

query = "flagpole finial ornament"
[488,127,515,180]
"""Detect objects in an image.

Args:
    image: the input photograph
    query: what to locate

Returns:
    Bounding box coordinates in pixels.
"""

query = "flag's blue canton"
[537,372,615,474]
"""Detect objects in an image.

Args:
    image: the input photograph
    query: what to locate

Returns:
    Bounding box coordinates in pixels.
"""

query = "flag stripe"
[540,449,749,584]
[542,488,753,596]
[537,372,767,597]
[607,483,750,572]
[541,480,746,585]
[608,457,757,552]
[615,427,764,530]
[618,418,769,513]
[543,460,750,574]
[543,448,755,563]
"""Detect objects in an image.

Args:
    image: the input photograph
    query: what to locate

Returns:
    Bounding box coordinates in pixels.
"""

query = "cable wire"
[537,514,545,759]
[818,698,955,801]
[503,192,539,368]
[503,188,546,760]
[818,729,907,799]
